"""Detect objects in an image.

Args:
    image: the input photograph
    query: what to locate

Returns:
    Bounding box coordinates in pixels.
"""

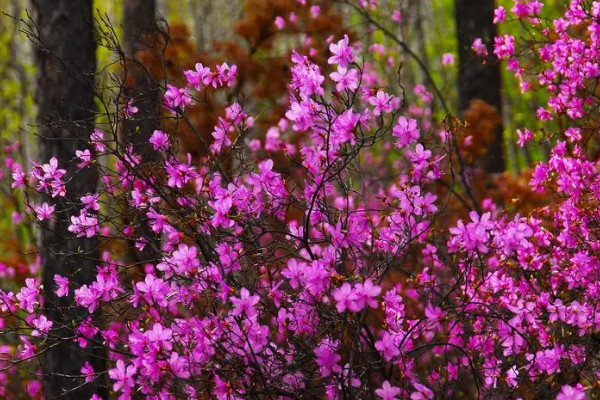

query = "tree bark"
[123,0,161,263]
[123,0,159,159]
[123,0,157,57]
[455,0,505,173]
[32,0,107,398]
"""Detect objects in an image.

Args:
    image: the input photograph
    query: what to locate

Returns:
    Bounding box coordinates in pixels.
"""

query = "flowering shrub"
[3,1,600,399]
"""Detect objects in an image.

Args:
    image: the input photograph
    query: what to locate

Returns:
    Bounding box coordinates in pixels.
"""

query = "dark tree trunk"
[122,0,159,158]
[455,0,505,173]
[123,0,161,263]
[123,0,157,57]
[32,0,107,398]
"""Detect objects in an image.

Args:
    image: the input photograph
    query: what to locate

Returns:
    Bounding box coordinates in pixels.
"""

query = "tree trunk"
[123,0,159,158]
[32,0,107,398]
[455,0,505,173]
[123,0,157,57]
[123,0,161,263]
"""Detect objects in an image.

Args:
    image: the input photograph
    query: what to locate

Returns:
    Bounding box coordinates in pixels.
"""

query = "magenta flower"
[375,381,401,400]
[332,283,358,313]
[410,383,434,400]
[81,193,100,212]
[274,16,286,30]
[31,315,53,337]
[353,279,381,310]
[184,62,213,89]
[215,62,237,88]
[393,116,420,147]
[90,129,106,152]
[517,128,533,147]
[75,149,92,168]
[493,34,515,59]
[149,129,170,151]
[230,288,260,317]
[164,84,193,113]
[471,38,489,57]
[81,361,95,383]
[124,99,138,118]
[108,360,136,393]
[314,338,342,377]
[330,66,359,92]
[133,274,170,308]
[68,212,99,238]
[12,165,26,188]
[441,53,455,66]
[18,336,36,359]
[328,34,354,67]
[493,6,507,23]
[375,331,401,361]
[74,285,100,313]
[16,278,40,313]
[556,384,586,400]
[34,202,55,221]
[369,90,394,115]
[54,274,69,298]
[165,154,195,188]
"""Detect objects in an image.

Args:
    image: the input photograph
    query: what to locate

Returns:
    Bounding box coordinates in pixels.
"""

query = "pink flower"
[81,361,95,383]
[108,359,136,393]
[12,164,26,188]
[564,127,581,142]
[74,285,100,312]
[333,283,358,313]
[68,212,99,238]
[274,16,286,29]
[369,90,393,115]
[133,274,170,308]
[214,63,237,88]
[517,128,533,147]
[90,129,106,152]
[16,278,40,313]
[328,35,354,67]
[441,53,454,66]
[330,66,359,92]
[557,384,586,400]
[376,381,401,400]
[18,336,36,359]
[494,35,515,59]
[493,6,507,23]
[149,130,170,151]
[165,154,195,188]
[375,331,401,361]
[75,149,93,168]
[310,5,320,17]
[410,383,434,400]
[353,279,381,310]
[184,62,213,89]
[393,116,420,147]
[81,193,100,212]
[31,315,53,337]
[471,38,489,57]
[230,288,260,317]
[124,99,138,118]
[164,84,193,113]
[25,380,42,398]
[169,353,191,379]
[34,202,55,221]
[314,338,342,377]
[54,274,69,298]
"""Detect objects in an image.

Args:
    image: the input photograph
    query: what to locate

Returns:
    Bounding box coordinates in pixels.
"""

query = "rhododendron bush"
[3,0,600,399]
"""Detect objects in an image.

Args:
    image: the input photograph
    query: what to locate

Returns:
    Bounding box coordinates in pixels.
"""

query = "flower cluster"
[3,1,600,400]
